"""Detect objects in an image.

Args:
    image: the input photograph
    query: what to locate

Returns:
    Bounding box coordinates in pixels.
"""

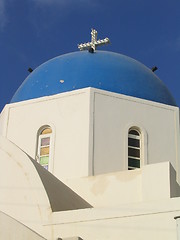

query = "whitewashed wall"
[0,211,46,240]
[0,90,90,180]
[0,136,52,239]
[47,198,180,240]
[0,88,179,182]
[64,162,180,207]
[91,89,180,181]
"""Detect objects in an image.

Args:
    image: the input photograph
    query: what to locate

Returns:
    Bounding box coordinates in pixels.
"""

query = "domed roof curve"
[11,51,176,106]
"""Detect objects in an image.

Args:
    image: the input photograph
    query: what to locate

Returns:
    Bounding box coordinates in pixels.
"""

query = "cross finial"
[78,29,110,52]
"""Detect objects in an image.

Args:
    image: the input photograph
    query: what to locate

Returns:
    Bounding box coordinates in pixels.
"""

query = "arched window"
[36,126,52,170]
[128,128,141,170]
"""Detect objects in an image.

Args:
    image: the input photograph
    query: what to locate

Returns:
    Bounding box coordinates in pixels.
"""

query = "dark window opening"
[128,128,141,170]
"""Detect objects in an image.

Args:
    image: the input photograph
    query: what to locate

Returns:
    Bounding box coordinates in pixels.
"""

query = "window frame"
[36,125,54,172]
[128,128,141,170]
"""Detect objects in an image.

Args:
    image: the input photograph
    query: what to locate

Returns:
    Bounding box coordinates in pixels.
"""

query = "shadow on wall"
[29,155,93,212]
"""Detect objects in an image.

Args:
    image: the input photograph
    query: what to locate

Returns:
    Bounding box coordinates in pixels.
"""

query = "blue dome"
[11,51,176,106]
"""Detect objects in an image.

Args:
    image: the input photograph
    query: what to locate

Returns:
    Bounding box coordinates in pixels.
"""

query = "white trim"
[88,88,95,176]
[128,134,140,140]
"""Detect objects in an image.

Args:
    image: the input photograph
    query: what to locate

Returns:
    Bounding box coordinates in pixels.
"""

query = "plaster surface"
[1,88,180,182]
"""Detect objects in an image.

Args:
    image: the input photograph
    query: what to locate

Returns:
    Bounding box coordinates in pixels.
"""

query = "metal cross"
[78,29,110,52]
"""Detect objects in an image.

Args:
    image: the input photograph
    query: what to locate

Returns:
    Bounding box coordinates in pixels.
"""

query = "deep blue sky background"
[0,0,180,111]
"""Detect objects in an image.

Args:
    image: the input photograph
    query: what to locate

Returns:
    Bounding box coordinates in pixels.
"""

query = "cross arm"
[78,42,92,51]
[95,38,110,46]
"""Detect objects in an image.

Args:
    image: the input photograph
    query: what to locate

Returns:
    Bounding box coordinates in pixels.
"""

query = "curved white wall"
[0,136,52,238]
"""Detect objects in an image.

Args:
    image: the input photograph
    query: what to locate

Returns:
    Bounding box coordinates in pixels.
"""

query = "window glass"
[128,148,140,158]
[40,147,50,156]
[41,137,50,146]
[36,126,52,171]
[129,129,139,136]
[128,158,140,169]
[41,128,52,135]
[40,156,49,165]
[128,138,140,148]
[128,128,141,170]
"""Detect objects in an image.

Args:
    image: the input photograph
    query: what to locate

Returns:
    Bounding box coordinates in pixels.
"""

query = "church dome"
[11,51,176,106]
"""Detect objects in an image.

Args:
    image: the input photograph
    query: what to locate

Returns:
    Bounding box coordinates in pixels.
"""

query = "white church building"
[1,30,180,240]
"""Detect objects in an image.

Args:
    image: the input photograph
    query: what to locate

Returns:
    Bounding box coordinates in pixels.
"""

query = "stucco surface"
[0,211,46,240]
[1,88,180,182]
[0,136,52,238]
[48,197,180,240]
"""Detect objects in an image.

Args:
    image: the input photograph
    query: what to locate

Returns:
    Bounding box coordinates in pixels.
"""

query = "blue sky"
[0,0,180,111]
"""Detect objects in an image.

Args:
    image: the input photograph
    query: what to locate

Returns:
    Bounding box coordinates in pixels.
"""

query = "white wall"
[0,136,52,239]
[0,88,179,182]
[47,197,180,240]
[91,89,180,180]
[0,211,46,240]
[0,89,91,180]
[0,87,180,240]
[0,105,9,136]
[66,167,142,207]
[64,162,180,207]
